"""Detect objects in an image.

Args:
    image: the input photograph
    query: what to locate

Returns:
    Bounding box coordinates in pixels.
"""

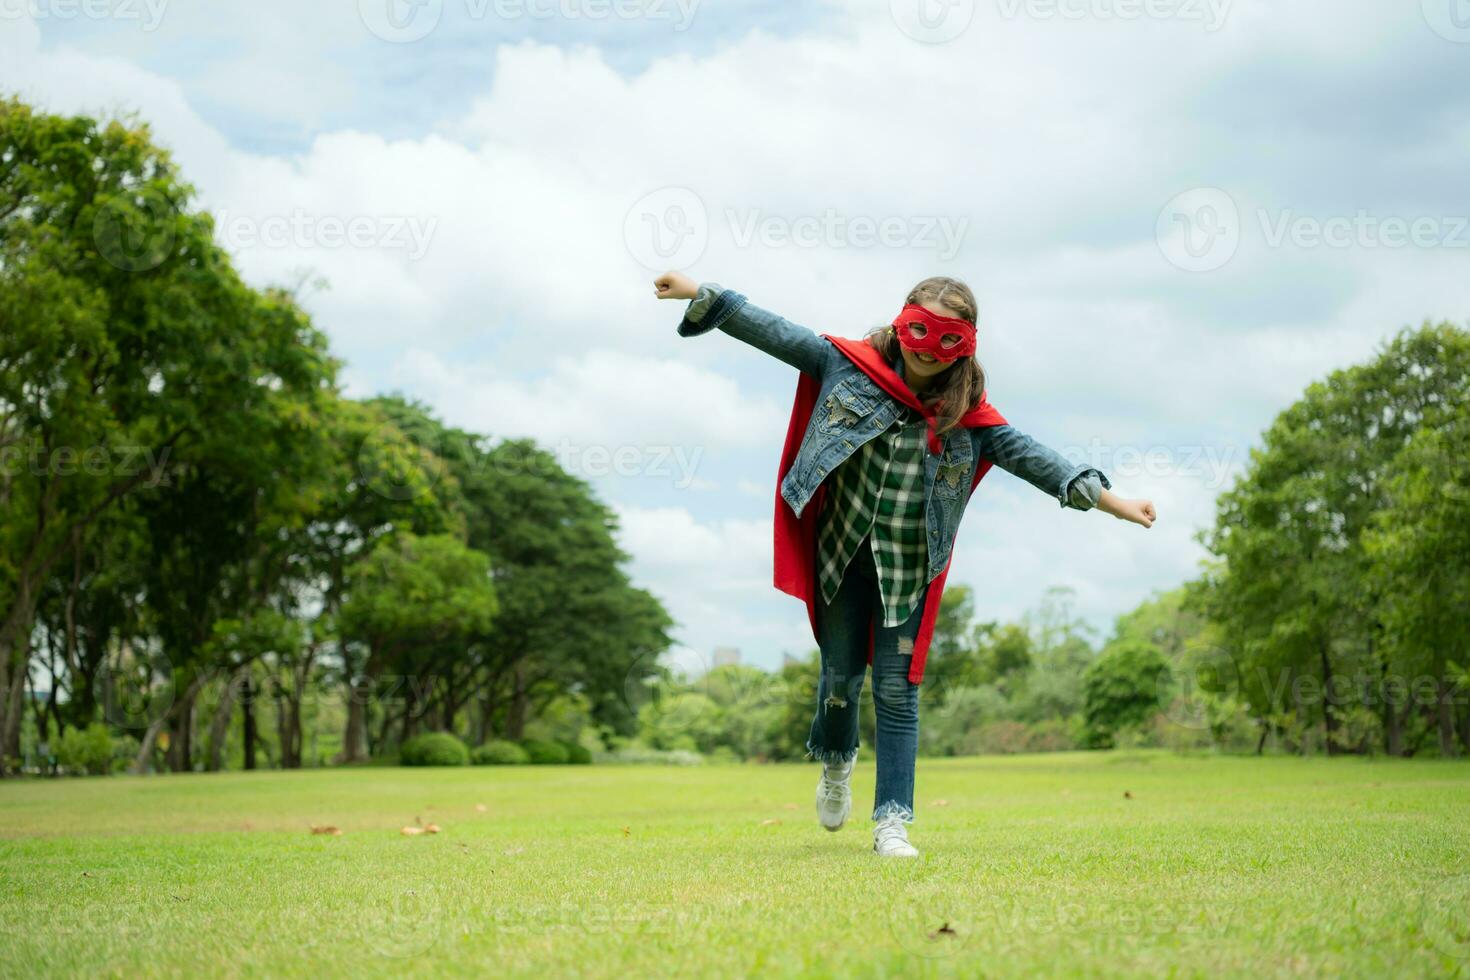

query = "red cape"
[773,335,1008,684]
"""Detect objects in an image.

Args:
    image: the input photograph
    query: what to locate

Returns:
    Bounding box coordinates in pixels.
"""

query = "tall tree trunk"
[1319,640,1339,756]
[206,669,246,772]
[132,674,207,774]
[506,664,529,741]
[342,675,370,763]
[1436,678,1459,758]
[475,694,491,746]
[340,653,374,763]
[168,682,200,773]
[242,675,257,770]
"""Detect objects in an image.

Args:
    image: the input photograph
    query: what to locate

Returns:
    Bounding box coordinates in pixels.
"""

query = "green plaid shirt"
[816,402,933,627]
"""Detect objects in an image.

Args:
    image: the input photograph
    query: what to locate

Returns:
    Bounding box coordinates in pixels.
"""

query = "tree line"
[1,98,672,774]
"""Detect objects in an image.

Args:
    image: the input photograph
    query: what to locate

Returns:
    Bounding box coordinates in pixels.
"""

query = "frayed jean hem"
[872,800,915,824]
[805,741,859,766]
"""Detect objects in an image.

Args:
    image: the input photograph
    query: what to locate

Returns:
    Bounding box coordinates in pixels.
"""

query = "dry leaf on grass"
[932,799,950,807]
[310,825,342,836]
[761,818,782,826]
[409,815,441,834]
[400,826,426,836]
[475,804,488,813]
[782,803,799,811]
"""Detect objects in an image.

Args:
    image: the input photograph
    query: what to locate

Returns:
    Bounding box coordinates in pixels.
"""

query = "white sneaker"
[815,759,853,831]
[873,816,918,857]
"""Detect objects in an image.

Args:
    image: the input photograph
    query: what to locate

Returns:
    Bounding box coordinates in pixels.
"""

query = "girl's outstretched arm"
[975,425,1157,528]
[654,271,830,377]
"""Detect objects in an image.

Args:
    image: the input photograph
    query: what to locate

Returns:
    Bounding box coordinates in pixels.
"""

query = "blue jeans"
[805,534,925,823]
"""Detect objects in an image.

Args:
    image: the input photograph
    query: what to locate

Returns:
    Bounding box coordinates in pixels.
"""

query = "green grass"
[2,751,1468,978]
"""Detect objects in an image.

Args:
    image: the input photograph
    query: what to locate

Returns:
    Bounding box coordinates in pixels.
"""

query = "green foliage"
[399,732,469,767]
[471,740,529,765]
[56,723,115,775]
[561,741,592,765]
[520,739,570,765]
[1197,321,1470,756]
[1082,641,1170,748]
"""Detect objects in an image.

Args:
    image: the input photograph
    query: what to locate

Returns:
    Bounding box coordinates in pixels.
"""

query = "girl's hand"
[1116,498,1157,528]
[1098,490,1156,528]
[654,271,698,301]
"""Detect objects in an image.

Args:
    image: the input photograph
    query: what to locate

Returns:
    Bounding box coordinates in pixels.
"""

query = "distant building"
[712,646,741,668]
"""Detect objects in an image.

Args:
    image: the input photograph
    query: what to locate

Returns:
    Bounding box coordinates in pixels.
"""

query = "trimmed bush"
[472,740,529,765]
[57,723,114,775]
[520,739,570,765]
[399,732,469,767]
[561,741,592,765]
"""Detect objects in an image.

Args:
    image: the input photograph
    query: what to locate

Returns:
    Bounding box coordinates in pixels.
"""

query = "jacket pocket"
[820,379,881,430]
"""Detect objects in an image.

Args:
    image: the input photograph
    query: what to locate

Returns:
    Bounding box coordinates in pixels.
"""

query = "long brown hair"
[863,276,987,439]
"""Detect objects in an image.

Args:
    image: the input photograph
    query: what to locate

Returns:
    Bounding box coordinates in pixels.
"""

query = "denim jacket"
[678,284,1110,583]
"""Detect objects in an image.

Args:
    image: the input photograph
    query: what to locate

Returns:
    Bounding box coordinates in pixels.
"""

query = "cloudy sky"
[4,0,1467,671]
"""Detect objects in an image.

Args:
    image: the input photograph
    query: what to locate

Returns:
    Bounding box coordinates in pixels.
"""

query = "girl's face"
[898,298,970,385]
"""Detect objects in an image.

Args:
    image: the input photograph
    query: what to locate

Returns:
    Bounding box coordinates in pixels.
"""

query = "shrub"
[57,723,114,775]
[520,739,570,765]
[399,732,469,767]
[471,740,529,765]
[599,745,706,765]
[560,741,592,765]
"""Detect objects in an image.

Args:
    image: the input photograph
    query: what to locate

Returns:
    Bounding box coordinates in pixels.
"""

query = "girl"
[654,271,1156,857]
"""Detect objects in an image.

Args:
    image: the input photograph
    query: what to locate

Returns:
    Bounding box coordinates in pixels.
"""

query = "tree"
[1364,400,1470,756]
[0,99,335,767]
[338,532,498,748]
[1197,322,1470,754]
[1081,641,1169,748]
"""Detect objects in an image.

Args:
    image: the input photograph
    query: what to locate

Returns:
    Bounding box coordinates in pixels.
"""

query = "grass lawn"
[2,751,1468,978]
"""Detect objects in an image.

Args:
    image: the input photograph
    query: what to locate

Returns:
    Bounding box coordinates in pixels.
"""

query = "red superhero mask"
[891,304,977,362]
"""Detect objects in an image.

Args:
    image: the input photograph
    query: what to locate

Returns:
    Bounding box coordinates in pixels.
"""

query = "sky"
[3,0,1468,672]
